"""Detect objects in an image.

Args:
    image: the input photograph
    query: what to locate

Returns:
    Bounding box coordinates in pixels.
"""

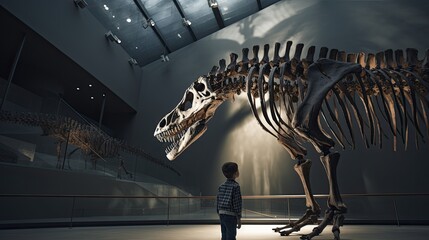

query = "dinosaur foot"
[300,208,345,240]
[332,210,345,240]
[273,209,319,236]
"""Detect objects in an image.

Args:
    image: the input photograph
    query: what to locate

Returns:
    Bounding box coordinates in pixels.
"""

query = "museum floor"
[1,224,429,240]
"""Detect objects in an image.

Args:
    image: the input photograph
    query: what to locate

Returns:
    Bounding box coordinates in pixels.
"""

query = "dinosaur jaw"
[156,120,207,160]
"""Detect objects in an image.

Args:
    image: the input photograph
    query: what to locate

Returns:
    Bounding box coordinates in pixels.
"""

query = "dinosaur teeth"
[161,125,188,154]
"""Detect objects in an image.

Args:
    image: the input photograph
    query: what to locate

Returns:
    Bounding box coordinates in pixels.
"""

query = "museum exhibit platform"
[1,224,429,240]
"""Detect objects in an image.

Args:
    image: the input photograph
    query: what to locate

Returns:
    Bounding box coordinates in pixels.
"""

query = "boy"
[217,162,242,240]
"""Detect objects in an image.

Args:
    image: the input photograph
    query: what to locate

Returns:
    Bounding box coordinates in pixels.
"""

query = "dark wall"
[0,0,141,111]
[129,0,429,203]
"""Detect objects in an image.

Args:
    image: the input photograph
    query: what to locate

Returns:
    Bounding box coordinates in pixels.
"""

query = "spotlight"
[105,31,121,44]
[182,18,192,27]
[208,0,218,8]
[161,54,170,62]
[74,0,88,9]
[128,58,138,65]
[142,18,155,29]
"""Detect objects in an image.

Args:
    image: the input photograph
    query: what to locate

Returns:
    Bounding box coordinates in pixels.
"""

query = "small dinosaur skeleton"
[154,41,429,239]
[0,111,180,176]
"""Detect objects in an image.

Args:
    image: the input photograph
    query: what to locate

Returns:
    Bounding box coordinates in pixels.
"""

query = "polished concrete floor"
[1,224,429,240]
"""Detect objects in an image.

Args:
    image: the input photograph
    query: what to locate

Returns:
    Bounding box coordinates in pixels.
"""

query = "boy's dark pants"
[220,214,237,240]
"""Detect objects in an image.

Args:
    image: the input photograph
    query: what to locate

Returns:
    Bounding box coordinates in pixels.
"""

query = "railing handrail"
[0,192,428,199]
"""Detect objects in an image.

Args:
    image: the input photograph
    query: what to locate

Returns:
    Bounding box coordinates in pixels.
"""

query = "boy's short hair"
[222,162,238,179]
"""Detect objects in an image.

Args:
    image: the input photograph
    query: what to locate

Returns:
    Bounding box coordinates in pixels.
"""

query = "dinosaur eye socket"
[194,82,205,92]
[179,92,194,111]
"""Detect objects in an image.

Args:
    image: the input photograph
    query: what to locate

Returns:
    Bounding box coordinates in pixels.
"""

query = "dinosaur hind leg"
[274,157,321,236]
[301,151,346,240]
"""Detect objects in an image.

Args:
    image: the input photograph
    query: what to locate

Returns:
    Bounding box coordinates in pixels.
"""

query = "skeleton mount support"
[154,40,429,239]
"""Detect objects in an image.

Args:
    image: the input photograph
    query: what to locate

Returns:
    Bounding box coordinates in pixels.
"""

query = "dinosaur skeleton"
[0,111,180,176]
[154,41,429,239]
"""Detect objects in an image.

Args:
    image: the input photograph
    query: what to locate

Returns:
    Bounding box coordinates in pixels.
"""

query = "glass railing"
[0,96,164,182]
[0,193,427,228]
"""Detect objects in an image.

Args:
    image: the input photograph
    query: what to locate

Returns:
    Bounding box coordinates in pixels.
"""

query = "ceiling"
[85,0,282,67]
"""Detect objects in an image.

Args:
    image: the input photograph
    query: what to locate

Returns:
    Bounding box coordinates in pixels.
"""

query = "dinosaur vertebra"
[0,111,180,176]
[154,41,428,239]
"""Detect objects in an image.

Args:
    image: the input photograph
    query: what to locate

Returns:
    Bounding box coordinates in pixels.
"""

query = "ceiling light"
[74,0,88,9]
[126,18,131,23]
[142,18,155,29]
[105,31,121,44]
[161,54,170,62]
[103,4,109,10]
[182,18,191,27]
[177,33,182,38]
[128,58,138,65]
[89,84,92,87]
[76,87,80,91]
[91,96,94,100]
[208,0,218,8]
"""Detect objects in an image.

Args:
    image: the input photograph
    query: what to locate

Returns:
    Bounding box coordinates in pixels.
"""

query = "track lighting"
[74,0,88,9]
[128,58,138,65]
[105,31,121,44]
[143,18,156,29]
[182,18,192,27]
[208,0,218,8]
[161,54,170,62]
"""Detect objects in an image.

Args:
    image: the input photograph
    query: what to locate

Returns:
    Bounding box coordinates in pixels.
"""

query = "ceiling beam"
[172,0,197,41]
[256,0,262,10]
[211,6,225,29]
[133,0,171,53]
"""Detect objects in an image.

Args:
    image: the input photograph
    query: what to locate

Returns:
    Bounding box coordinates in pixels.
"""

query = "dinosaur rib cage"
[206,41,429,152]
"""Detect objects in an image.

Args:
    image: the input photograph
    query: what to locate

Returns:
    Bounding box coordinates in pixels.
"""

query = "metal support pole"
[98,93,106,128]
[133,155,138,181]
[393,199,400,226]
[70,196,76,228]
[167,197,170,226]
[1,34,26,111]
[287,198,291,224]
[62,128,71,170]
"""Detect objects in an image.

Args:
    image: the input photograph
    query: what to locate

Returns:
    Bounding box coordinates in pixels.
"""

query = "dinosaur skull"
[154,76,225,160]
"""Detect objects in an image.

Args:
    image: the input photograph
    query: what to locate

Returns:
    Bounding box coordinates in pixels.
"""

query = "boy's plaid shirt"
[216,179,242,218]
